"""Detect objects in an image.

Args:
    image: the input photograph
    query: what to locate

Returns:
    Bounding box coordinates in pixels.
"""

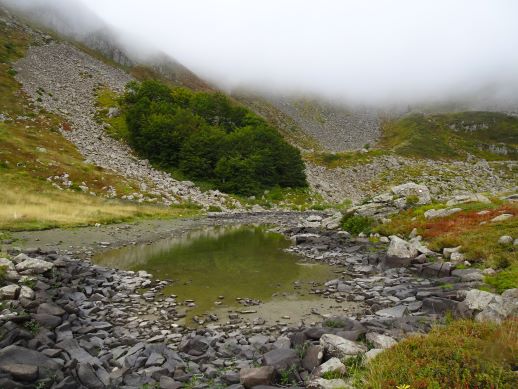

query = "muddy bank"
[5,212,309,257]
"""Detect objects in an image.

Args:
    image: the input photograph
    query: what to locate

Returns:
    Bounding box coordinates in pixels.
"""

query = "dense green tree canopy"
[123,80,307,195]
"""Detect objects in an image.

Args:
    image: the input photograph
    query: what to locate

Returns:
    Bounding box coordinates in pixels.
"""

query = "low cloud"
[4,0,518,108]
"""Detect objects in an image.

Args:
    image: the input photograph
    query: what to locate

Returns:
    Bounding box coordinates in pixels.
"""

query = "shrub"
[341,214,375,235]
[362,319,518,389]
[207,205,222,213]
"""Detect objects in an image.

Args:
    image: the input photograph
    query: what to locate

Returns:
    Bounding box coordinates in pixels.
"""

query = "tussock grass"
[362,319,518,389]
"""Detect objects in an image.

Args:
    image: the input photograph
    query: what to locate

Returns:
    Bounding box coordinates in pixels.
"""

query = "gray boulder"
[240,366,275,388]
[319,334,367,359]
[365,333,397,349]
[262,348,299,370]
[0,284,20,300]
[302,345,324,372]
[424,208,462,220]
[391,182,431,205]
[387,236,418,259]
[0,345,60,379]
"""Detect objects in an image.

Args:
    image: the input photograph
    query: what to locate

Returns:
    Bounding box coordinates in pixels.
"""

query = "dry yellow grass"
[0,182,198,231]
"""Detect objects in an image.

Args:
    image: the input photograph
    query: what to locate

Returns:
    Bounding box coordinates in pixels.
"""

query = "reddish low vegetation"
[422,205,517,239]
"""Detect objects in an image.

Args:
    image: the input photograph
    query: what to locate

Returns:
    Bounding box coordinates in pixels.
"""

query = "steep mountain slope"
[234,91,382,152]
[0,8,202,229]
[13,41,232,208]
[2,0,213,91]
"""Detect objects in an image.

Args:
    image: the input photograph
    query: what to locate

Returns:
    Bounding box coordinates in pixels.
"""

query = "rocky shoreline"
[2,212,516,388]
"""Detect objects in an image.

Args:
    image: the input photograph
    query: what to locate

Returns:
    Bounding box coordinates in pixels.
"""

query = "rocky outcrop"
[306,157,515,204]
[348,182,431,220]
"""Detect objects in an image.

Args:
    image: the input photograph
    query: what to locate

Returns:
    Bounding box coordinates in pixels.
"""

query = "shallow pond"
[94,226,335,323]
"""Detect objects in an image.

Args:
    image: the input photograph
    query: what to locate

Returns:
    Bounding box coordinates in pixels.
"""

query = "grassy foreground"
[362,319,518,389]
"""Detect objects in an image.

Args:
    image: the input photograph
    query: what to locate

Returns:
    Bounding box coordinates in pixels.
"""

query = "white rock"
[491,214,513,222]
[314,357,346,377]
[482,268,496,275]
[409,237,434,255]
[0,284,20,300]
[12,253,31,264]
[443,246,462,259]
[19,286,35,300]
[307,378,350,389]
[463,289,501,311]
[0,258,15,270]
[365,333,397,349]
[320,334,367,359]
[387,236,418,259]
[498,235,513,245]
[446,194,491,206]
[450,252,465,263]
[364,348,384,362]
[15,258,54,275]
[391,182,431,205]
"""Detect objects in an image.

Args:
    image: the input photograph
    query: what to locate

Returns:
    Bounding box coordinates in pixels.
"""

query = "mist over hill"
[3,0,518,111]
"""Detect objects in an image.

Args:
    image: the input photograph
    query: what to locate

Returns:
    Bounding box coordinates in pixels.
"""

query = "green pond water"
[94,226,333,320]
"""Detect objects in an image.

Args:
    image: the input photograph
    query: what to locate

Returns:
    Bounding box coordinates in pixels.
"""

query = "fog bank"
[3,0,518,107]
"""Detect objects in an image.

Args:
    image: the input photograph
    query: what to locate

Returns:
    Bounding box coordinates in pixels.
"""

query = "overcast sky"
[5,0,518,106]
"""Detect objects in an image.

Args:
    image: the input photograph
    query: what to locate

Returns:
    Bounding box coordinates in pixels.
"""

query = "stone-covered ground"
[1,210,516,388]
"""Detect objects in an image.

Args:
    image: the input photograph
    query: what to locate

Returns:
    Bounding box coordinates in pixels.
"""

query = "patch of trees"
[123,80,307,195]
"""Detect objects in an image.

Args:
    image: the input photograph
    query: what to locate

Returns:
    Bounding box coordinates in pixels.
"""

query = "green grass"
[95,87,129,140]
[485,265,518,294]
[361,319,518,389]
[380,112,518,161]
[305,149,388,169]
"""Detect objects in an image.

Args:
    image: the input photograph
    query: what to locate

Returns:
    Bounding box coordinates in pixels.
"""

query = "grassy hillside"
[0,11,198,231]
[380,111,518,160]
[305,110,518,173]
